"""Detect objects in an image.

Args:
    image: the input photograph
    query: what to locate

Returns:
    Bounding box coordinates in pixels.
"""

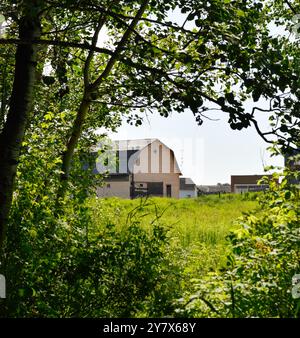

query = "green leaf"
[236,9,246,17]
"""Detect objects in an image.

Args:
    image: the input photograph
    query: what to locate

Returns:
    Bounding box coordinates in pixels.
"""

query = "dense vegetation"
[0,0,300,318]
[89,195,257,276]
[1,192,257,317]
[2,175,300,318]
[178,171,300,318]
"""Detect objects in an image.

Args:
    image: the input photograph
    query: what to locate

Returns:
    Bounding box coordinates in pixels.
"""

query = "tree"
[0,0,298,247]
[0,1,42,245]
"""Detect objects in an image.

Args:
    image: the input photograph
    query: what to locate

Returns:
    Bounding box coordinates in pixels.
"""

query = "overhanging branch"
[0,38,113,56]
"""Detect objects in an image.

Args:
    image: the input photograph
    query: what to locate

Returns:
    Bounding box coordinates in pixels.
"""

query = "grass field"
[89,194,258,278]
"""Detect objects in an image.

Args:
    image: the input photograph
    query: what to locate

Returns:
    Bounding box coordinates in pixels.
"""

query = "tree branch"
[90,100,154,109]
[284,0,297,14]
[251,106,283,117]
[96,7,182,58]
[40,21,95,36]
[83,16,107,86]
[99,7,197,34]
[83,0,121,86]
[56,0,150,203]
[52,2,197,35]
[89,0,150,91]
[0,38,113,56]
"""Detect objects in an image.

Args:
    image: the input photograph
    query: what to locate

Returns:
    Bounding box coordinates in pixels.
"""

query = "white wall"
[179,189,197,198]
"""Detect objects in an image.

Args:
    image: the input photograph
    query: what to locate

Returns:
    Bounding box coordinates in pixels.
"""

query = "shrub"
[178,169,300,318]
[0,195,181,317]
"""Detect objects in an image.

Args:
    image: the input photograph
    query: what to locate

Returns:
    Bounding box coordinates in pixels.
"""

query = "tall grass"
[89,194,257,247]
[88,194,257,279]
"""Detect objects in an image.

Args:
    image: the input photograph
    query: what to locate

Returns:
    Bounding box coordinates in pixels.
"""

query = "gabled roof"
[180,177,196,190]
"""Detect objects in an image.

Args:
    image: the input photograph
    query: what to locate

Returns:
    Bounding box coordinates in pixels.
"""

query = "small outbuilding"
[179,177,197,198]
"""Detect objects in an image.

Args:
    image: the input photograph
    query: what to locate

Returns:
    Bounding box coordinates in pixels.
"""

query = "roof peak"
[113,138,157,143]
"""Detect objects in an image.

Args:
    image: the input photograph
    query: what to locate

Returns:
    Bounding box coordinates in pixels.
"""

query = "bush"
[0,195,182,317]
[177,170,300,318]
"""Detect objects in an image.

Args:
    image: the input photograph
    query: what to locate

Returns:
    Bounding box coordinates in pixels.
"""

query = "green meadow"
[89,194,258,279]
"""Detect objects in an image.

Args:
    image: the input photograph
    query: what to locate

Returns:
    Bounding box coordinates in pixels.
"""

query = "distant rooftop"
[180,177,196,190]
[230,174,271,178]
[92,138,158,152]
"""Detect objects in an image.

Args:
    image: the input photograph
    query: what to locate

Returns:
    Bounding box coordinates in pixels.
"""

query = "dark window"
[148,182,163,196]
[131,182,164,198]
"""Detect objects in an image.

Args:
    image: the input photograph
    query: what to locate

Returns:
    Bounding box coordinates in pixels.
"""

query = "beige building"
[231,175,272,193]
[95,139,182,198]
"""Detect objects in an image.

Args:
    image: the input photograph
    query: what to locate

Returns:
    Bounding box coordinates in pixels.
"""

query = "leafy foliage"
[0,0,300,319]
[0,192,181,317]
[178,170,300,318]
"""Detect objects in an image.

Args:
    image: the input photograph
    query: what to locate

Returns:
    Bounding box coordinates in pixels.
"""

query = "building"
[231,175,272,193]
[179,177,197,198]
[95,139,182,198]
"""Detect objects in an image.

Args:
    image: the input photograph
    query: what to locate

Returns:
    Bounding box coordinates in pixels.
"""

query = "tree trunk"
[0,16,41,247]
[56,0,149,203]
[56,92,91,201]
